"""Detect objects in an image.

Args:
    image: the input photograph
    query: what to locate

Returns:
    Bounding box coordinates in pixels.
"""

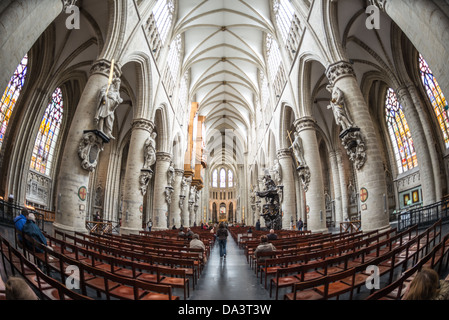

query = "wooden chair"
[157,265,190,300]
[284,276,328,300]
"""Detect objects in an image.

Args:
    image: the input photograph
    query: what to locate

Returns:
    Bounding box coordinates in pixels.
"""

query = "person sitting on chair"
[22,213,49,253]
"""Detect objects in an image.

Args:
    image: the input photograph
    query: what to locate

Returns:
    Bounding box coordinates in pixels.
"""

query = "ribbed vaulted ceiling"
[175,0,273,167]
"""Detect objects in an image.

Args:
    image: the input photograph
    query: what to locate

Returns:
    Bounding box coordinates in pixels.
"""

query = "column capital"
[90,59,122,78]
[156,152,172,163]
[277,148,292,160]
[62,0,78,10]
[175,169,185,177]
[294,116,317,133]
[132,118,155,133]
[368,0,387,12]
[325,61,355,86]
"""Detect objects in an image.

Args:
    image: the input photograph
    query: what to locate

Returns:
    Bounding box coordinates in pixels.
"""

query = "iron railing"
[397,197,449,232]
[0,199,46,232]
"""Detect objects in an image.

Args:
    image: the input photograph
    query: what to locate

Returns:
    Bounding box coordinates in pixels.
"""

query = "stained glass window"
[273,0,295,44]
[153,0,175,46]
[30,87,64,176]
[385,88,418,174]
[212,169,218,188]
[419,54,449,148]
[220,168,226,188]
[0,55,28,148]
[228,170,234,188]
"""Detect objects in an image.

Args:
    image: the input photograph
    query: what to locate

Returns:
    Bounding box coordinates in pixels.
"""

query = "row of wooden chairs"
[245,229,386,267]
[282,219,445,300]
[271,228,420,300]
[255,227,401,285]
[366,232,449,300]
[40,233,193,299]
[1,234,92,300]
[79,231,211,263]
[8,232,184,300]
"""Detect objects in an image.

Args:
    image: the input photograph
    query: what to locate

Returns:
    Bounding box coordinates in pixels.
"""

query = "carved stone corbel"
[165,186,174,205]
[340,128,367,170]
[78,131,104,172]
[139,169,153,196]
[297,165,311,192]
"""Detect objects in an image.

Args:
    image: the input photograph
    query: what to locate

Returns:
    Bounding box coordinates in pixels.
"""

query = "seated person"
[22,213,48,253]
[189,234,207,263]
[14,208,30,243]
[185,227,194,239]
[178,227,186,238]
[253,235,276,262]
[247,227,253,234]
[267,229,278,241]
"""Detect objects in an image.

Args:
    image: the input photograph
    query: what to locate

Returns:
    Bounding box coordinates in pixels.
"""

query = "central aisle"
[189,236,271,300]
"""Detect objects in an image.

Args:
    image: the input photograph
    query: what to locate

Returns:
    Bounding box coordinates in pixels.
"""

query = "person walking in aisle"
[216,223,229,259]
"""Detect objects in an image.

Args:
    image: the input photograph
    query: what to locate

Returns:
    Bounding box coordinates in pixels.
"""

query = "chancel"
[0,0,449,302]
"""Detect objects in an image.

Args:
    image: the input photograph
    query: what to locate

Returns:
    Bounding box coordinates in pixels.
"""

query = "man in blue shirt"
[22,213,48,253]
[13,208,29,243]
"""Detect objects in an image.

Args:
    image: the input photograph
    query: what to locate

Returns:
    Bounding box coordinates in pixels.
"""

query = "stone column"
[407,83,443,201]
[326,60,389,232]
[277,148,296,230]
[294,117,328,233]
[181,175,192,227]
[369,0,449,98]
[120,119,154,235]
[0,0,69,91]
[54,59,121,234]
[395,85,436,205]
[152,152,173,231]
[329,151,343,225]
[170,169,184,228]
[336,150,349,221]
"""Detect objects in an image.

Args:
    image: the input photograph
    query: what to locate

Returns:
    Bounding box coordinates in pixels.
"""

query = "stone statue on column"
[326,84,354,133]
[167,161,175,187]
[143,132,157,169]
[94,78,123,140]
[140,130,157,196]
[289,131,307,168]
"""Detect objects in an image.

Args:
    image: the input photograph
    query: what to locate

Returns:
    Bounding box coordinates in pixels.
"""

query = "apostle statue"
[143,132,157,169]
[167,161,175,187]
[326,85,354,132]
[289,131,307,168]
[95,78,123,140]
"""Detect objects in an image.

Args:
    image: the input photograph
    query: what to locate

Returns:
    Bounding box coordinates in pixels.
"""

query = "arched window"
[167,34,182,83]
[220,168,226,188]
[273,0,295,44]
[0,55,28,148]
[419,54,449,148]
[30,87,64,176]
[228,170,233,188]
[385,88,418,174]
[152,0,175,46]
[212,169,218,188]
[266,34,282,85]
